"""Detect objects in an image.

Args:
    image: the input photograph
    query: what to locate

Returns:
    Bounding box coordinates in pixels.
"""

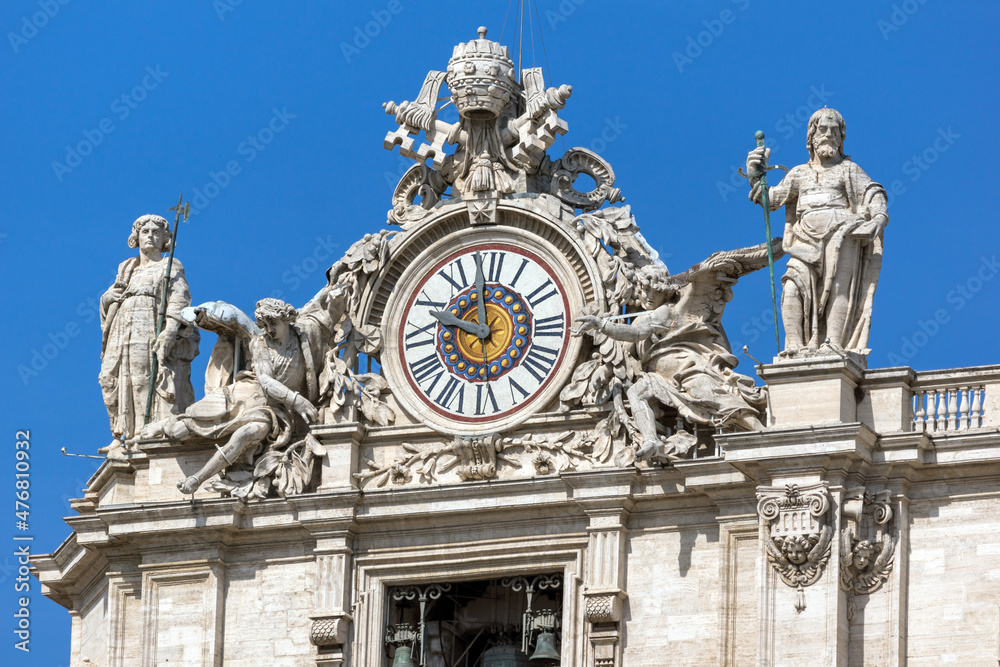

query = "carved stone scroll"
[840,488,896,598]
[757,483,834,612]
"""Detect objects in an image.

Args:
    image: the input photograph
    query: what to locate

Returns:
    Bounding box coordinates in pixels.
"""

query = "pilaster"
[565,469,636,667]
[304,521,357,667]
[718,408,879,667]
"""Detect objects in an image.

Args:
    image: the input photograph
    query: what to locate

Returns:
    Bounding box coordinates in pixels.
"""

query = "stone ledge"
[719,422,877,464]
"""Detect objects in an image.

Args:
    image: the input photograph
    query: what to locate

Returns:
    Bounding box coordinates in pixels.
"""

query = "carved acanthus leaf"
[211,434,326,500]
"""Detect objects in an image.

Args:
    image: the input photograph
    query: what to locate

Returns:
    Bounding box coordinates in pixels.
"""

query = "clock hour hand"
[473,251,489,339]
[430,309,489,338]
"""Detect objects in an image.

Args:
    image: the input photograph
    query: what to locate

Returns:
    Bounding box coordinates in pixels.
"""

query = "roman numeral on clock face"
[437,257,468,292]
[522,344,559,383]
[534,314,564,338]
[434,377,464,412]
[415,289,446,309]
[509,257,529,287]
[475,383,499,415]
[508,376,530,402]
[486,251,505,282]
[404,320,436,350]
[409,353,445,385]
[525,279,558,307]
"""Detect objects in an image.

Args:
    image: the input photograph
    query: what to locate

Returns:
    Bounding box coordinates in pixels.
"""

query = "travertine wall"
[222,559,315,666]
[32,362,1000,666]
[77,585,108,667]
[906,483,1000,665]
[623,512,725,665]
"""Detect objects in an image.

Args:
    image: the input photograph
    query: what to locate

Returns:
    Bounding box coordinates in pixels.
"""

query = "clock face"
[396,243,570,431]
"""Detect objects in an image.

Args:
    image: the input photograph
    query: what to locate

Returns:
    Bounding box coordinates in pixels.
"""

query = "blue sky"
[2,1,998,664]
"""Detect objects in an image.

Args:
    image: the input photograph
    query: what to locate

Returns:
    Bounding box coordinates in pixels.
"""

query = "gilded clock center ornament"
[441,285,532,380]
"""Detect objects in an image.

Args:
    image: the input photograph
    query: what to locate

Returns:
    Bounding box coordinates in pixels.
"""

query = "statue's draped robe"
[165,296,337,457]
[99,258,199,440]
[634,314,765,427]
[765,159,888,351]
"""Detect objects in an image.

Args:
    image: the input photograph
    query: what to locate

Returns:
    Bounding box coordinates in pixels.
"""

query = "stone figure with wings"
[574,239,784,463]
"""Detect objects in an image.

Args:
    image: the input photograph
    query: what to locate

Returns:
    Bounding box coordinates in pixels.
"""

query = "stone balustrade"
[905,366,1000,433]
[911,383,985,432]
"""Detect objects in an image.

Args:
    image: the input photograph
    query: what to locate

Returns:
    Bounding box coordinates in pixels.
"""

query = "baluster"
[921,391,930,432]
[937,390,947,431]
[913,391,925,432]
[929,390,940,432]
[924,390,934,431]
[955,387,969,431]
[947,389,959,430]
[956,388,968,430]
[971,386,984,428]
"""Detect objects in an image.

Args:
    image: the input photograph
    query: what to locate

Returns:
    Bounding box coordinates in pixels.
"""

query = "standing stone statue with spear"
[742,108,888,358]
[98,196,199,454]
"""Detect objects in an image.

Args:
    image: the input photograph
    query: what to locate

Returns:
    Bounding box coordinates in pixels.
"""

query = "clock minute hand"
[430,309,488,337]
[473,252,489,339]
[473,252,490,375]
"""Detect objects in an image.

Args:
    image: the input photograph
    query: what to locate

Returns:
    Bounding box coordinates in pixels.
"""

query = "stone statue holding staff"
[98,211,199,453]
[746,108,888,357]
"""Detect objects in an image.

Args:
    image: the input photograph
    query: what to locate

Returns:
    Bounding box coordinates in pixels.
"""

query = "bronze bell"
[482,643,529,666]
[528,631,560,666]
[391,646,419,667]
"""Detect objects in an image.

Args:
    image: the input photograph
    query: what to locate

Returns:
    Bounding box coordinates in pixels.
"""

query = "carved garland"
[354,429,615,489]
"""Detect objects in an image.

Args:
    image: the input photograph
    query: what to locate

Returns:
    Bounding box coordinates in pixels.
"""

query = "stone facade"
[34,363,1000,665]
[32,27,1000,667]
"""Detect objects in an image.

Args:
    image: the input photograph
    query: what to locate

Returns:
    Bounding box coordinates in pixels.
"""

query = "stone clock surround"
[376,197,600,436]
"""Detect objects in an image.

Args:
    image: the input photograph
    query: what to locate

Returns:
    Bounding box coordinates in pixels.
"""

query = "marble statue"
[142,291,346,494]
[574,241,781,462]
[746,108,887,356]
[98,214,199,449]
